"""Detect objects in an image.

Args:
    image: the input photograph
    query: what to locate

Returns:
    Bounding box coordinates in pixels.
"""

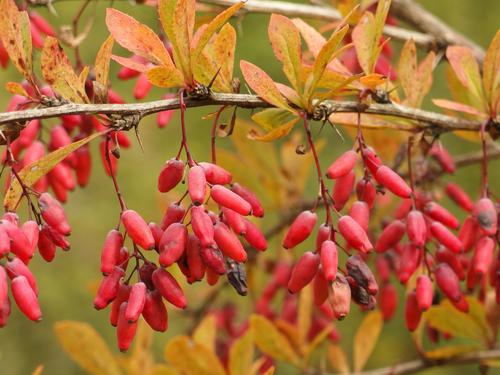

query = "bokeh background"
[0,0,499,374]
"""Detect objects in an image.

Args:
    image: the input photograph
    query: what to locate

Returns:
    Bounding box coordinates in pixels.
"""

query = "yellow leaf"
[228,331,254,375]
[247,117,299,142]
[147,66,185,88]
[31,365,44,375]
[425,345,479,360]
[424,298,489,343]
[327,344,350,375]
[95,36,114,90]
[126,320,155,375]
[274,319,302,353]
[353,310,383,372]
[249,314,300,366]
[54,321,121,375]
[0,0,33,82]
[4,131,106,211]
[482,30,500,115]
[240,60,295,112]
[164,336,226,375]
[251,108,296,131]
[298,285,313,347]
[304,325,334,364]
[192,313,217,353]
[41,37,89,103]
[148,364,181,375]
[5,81,29,97]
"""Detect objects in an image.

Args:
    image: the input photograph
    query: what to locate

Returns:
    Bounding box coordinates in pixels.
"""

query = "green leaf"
[41,37,89,103]
[228,331,254,375]
[482,30,500,115]
[4,131,106,211]
[249,314,300,366]
[240,60,295,112]
[251,108,295,131]
[353,310,383,372]
[164,336,226,375]
[54,321,122,375]
[0,0,33,83]
[106,8,175,69]
[268,14,303,94]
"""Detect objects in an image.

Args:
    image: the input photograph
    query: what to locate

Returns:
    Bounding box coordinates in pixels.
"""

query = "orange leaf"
[105,8,175,69]
[240,60,295,112]
[94,36,114,90]
[111,55,149,74]
[433,99,488,118]
[353,310,383,372]
[41,37,89,103]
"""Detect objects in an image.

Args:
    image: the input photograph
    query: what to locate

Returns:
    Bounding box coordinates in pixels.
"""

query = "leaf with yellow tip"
[147,66,185,88]
[482,30,500,114]
[297,285,313,347]
[192,313,217,353]
[5,82,29,97]
[353,310,383,372]
[149,365,182,375]
[228,331,254,375]
[247,117,299,142]
[327,344,349,375]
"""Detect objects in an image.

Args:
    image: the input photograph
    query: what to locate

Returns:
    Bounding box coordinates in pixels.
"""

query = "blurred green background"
[0,0,499,374]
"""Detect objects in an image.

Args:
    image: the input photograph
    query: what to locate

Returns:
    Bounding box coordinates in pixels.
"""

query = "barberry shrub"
[0,0,499,373]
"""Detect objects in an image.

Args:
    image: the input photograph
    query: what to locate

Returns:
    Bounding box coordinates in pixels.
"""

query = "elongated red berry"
[231,183,264,217]
[398,245,422,283]
[191,206,214,247]
[157,158,184,193]
[200,246,226,274]
[405,291,421,331]
[429,144,455,173]
[37,228,56,262]
[445,183,473,212]
[424,202,459,229]
[244,220,267,251]
[159,223,188,267]
[11,275,42,322]
[2,220,33,262]
[124,282,146,323]
[356,179,376,209]
[361,147,382,176]
[160,203,185,230]
[470,236,495,276]
[435,263,462,302]
[29,11,56,36]
[331,274,351,320]
[349,201,369,232]
[5,258,38,295]
[338,215,373,252]
[211,185,252,216]
[134,73,152,99]
[142,290,168,332]
[375,166,412,198]
[320,240,338,281]
[222,208,246,235]
[416,275,433,311]
[0,225,10,257]
[376,255,391,282]
[22,221,39,252]
[313,268,329,306]
[379,283,397,321]
[148,222,163,250]
[188,166,207,206]
[152,268,187,309]
[214,222,246,262]
[100,230,123,275]
[110,283,131,326]
[121,210,155,250]
[406,210,426,247]
[315,224,332,252]
[287,251,320,293]
[94,267,125,310]
[436,246,465,280]
[117,302,138,352]
[0,267,7,308]
[283,210,317,249]
[430,221,462,253]
[459,216,478,251]
[199,162,232,185]
[326,150,358,179]
[332,170,355,211]
[375,220,405,252]
[186,235,205,281]
[75,145,92,187]
[473,198,497,236]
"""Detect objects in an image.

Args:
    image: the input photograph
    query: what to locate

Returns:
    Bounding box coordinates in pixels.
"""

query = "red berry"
[424,202,459,229]
[459,216,478,251]
[211,185,252,216]
[157,158,184,193]
[142,290,168,332]
[349,201,370,232]
[429,144,455,173]
[109,283,131,327]
[0,297,10,327]
[379,283,398,321]
[243,220,267,251]
[200,246,226,275]
[326,150,358,179]
[0,226,9,257]
[470,236,495,277]
[473,198,497,236]
[416,275,433,311]
[0,267,7,309]
[332,170,355,211]
[356,179,376,209]
[148,222,163,250]
[29,11,56,36]
[435,263,462,302]
[160,203,185,230]
[37,228,56,262]
[39,193,71,235]
[405,291,421,331]
[320,240,338,281]
[222,208,247,235]
[2,220,33,262]
[338,215,373,252]
[11,275,42,322]
[315,224,332,251]
[5,257,39,295]
[186,235,205,282]
[21,221,39,251]
[121,210,155,250]
[214,222,247,262]
[152,268,187,309]
[231,183,264,217]
[436,246,465,280]
[124,282,146,323]
[430,221,462,253]
[133,73,152,99]
[282,210,317,249]
[406,210,427,247]
[361,147,382,176]
[375,165,412,198]
[313,268,329,306]
[191,206,215,247]
[398,245,422,283]
[159,223,188,267]
[375,220,405,252]
[445,183,473,212]
[199,162,232,185]
[94,267,125,310]
[287,251,320,293]
[117,302,138,352]
[188,166,207,206]
[331,274,351,320]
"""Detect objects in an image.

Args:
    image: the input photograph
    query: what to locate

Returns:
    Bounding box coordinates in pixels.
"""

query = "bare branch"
[0,93,488,141]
